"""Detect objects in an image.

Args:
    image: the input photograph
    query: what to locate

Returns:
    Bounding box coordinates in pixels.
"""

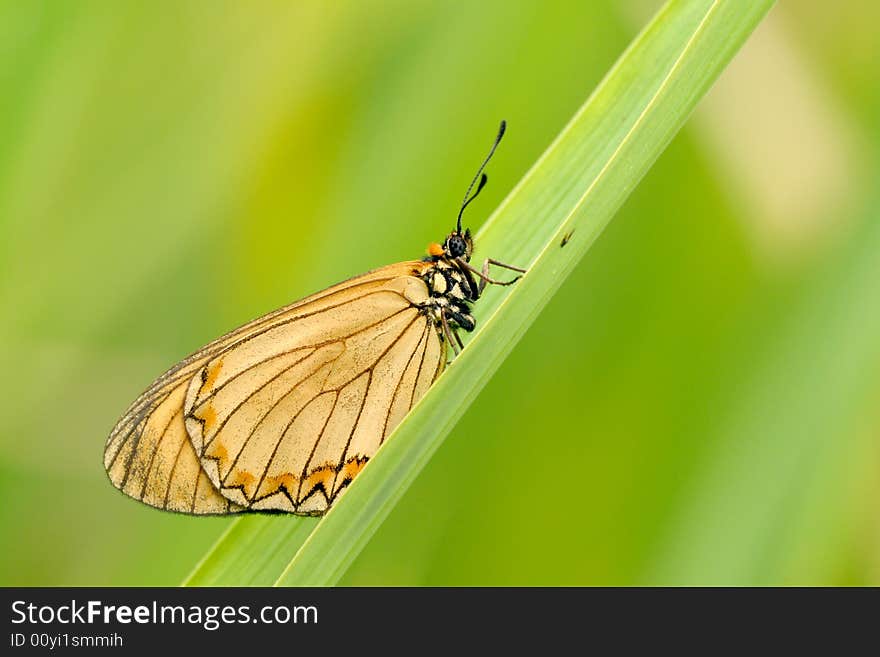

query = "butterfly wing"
[104,261,446,515]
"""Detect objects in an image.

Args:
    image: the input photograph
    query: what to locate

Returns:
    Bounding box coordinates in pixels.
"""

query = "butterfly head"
[445,228,473,260]
[428,228,473,262]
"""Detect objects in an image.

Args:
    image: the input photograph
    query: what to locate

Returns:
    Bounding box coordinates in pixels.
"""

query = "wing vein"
[329,370,372,499]
[214,351,344,487]
[162,431,190,509]
[139,408,183,499]
[381,322,431,446]
[118,391,174,489]
[197,305,415,453]
[249,369,336,503]
[191,470,201,513]
[296,391,341,502]
[328,313,424,496]
[197,348,318,454]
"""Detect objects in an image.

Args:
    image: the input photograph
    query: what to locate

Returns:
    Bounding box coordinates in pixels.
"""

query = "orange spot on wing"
[211,442,227,461]
[263,473,299,495]
[198,404,217,432]
[299,465,335,501]
[338,455,368,485]
[201,358,224,393]
[206,440,228,470]
[225,470,255,489]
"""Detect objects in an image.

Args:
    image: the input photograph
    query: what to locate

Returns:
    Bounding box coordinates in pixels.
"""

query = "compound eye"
[448,235,466,258]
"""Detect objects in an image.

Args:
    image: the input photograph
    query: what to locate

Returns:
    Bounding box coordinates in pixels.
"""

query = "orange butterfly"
[104,121,524,515]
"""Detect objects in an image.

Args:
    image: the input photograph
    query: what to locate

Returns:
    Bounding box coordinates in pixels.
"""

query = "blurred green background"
[1,0,878,586]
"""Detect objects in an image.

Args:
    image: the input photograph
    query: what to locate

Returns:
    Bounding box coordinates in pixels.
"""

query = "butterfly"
[104,121,525,515]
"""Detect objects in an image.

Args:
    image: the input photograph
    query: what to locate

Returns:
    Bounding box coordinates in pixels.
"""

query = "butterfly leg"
[439,310,462,356]
[452,325,465,352]
[454,257,524,295]
[456,257,525,295]
[482,259,524,294]
[486,257,527,274]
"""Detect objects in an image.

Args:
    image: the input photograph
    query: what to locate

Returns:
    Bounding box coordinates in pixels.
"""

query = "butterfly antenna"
[457,120,506,233]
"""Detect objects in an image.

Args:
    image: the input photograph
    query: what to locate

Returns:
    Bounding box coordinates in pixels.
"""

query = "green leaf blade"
[184,0,775,587]
[184,516,317,586]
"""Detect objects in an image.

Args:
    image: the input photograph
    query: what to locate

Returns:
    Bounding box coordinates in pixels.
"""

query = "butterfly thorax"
[419,262,476,333]
[420,229,478,333]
